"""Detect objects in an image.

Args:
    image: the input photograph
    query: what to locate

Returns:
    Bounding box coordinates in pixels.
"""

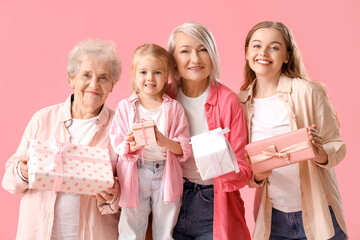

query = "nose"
[190,51,200,63]
[146,73,154,81]
[89,76,100,88]
[260,47,269,56]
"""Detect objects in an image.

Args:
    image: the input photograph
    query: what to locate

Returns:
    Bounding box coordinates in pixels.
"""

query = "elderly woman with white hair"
[167,22,252,240]
[2,39,122,240]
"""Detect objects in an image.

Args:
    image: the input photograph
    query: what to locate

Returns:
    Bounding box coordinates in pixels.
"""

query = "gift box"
[27,138,114,195]
[190,128,239,180]
[246,128,318,174]
[132,119,156,146]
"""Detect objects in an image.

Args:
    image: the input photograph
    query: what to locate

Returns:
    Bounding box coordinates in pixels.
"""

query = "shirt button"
[155,163,160,168]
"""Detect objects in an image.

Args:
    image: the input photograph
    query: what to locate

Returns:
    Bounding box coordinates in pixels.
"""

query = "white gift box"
[190,128,239,180]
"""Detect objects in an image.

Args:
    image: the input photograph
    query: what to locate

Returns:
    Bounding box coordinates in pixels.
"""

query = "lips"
[188,66,203,70]
[256,59,271,64]
[85,91,100,95]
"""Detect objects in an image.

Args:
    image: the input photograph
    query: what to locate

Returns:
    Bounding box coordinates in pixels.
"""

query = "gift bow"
[36,137,66,192]
[250,140,313,164]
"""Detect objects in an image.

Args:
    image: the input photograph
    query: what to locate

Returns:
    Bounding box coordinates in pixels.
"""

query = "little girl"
[109,43,191,240]
[238,21,347,240]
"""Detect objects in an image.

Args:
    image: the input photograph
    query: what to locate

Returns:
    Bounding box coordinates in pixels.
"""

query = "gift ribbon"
[32,138,110,192]
[249,140,313,164]
[133,119,151,163]
[206,128,231,177]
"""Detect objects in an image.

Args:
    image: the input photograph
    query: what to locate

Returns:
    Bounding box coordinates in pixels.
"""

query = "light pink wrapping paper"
[132,119,156,146]
[246,128,318,174]
[27,139,114,195]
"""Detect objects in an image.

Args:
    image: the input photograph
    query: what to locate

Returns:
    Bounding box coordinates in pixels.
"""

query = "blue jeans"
[173,179,214,240]
[270,207,346,240]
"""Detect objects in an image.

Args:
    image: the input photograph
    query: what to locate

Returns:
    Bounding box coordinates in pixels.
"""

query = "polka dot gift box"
[27,138,114,195]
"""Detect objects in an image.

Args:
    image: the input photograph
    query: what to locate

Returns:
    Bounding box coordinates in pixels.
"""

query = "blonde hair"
[131,44,172,95]
[168,22,220,85]
[241,21,340,126]
[67,39,122,84]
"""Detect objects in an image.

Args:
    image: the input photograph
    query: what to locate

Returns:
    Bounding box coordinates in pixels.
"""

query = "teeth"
[190,67,202,70]
[257,60,270,64]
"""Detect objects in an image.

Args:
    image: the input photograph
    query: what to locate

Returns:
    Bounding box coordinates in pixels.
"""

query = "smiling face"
[134,56,168,100]
[70,57,113,117]
[173,32,212,85]
[246,28,289,81]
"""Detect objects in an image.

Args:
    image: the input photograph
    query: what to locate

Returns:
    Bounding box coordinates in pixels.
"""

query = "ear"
[69,77,75,89]
[245,47,249,61]
[284,54,289,64]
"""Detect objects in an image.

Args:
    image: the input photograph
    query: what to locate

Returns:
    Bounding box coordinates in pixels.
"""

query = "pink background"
[1,0,359,239]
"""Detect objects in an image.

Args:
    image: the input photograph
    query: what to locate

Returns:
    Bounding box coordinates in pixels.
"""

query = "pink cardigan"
[109,94,191,208]
[169,82,252,240]
[2,95,120,240]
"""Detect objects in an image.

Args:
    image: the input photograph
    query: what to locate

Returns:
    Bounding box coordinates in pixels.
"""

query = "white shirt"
[51,117,97,240]
[251,95,302,213]
[137,102,167,162]
[177,86,212,185]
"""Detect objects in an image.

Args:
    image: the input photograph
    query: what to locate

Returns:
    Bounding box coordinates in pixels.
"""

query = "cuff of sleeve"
[17,161,29,183]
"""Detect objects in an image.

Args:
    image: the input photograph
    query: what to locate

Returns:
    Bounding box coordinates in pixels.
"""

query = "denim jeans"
[119,160,180,240]
[173,179,214,240]
[269,207,346,240]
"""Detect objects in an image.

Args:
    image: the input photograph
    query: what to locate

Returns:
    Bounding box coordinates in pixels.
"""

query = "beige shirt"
[238,75,347,240]
[2,95,120,240]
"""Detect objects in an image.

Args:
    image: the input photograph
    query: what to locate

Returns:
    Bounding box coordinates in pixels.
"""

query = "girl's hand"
[154,126,169,148]
[308,124,328,165]
[125,131,143,153]
[19,157,29,179]
[154,126,183,155]
[245,151,271,182]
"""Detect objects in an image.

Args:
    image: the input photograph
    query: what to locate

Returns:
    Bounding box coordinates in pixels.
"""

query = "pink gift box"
[246,128,318,174]
[27,138,114,195]
[132,119,156,146]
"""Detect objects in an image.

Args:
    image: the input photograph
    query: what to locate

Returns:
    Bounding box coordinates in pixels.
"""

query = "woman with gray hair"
[167,22,251,240]
[2,39,122,240]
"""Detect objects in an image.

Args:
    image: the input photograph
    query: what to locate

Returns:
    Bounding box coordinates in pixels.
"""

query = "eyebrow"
[252,40,283,46]
[179,44,205,48]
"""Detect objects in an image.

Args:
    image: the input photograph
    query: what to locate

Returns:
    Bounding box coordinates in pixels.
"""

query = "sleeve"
[215,94,252,192]
[309,85,346,169]
[109,101,141,162]
[169,102,192,162]
[2,115,38,194]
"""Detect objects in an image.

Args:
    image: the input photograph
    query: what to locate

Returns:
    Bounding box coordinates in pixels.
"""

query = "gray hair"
[67,39,122,84]
[168,22,220,85]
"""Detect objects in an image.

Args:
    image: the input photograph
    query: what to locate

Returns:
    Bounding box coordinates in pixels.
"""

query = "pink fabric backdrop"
[1,0,359,238]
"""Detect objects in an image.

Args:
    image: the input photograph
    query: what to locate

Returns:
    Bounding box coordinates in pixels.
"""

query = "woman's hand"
[125,131,144,153]
[308,124,328,165]
[154,126,183,155]
[245,152,271,182]
[95,178,119,204]
[19,157,29,179]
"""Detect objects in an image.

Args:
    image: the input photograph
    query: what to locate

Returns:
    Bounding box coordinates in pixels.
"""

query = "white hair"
[67,39,122,84]
[168,22,220,85]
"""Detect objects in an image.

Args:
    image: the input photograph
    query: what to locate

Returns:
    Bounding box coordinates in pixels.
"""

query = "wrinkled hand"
[19,157,29,179]
[308,124,328,164]
[95,178,119,204]
[125,131,144,153]
[245,151,271,182]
